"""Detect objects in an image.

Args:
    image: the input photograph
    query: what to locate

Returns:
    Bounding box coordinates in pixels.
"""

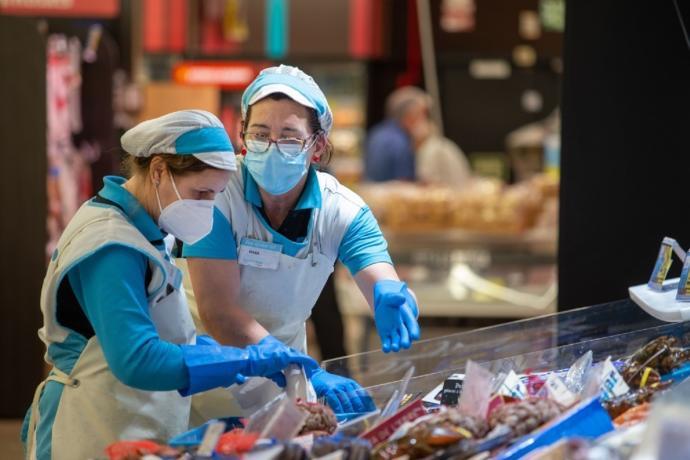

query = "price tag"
[197,420,226,457]
[361,398,427,447]
[422,373,464,406]
[648,237,686,291]
[599,358,630,400]
[440,374,465,406]
[544,374,578,407]
[497,370,528,399]
[677,250,690,301]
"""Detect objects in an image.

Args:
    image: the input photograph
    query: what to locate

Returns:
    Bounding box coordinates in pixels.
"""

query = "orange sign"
[173,61,267,90]
[0,0,119,17]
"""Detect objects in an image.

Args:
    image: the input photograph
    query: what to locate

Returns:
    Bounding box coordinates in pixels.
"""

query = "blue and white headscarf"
[241,65,333,135]
[121,110,236,171]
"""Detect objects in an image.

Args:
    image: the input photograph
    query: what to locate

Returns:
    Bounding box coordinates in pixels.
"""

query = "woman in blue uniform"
[183,66,421,415]
[22,110,317,460]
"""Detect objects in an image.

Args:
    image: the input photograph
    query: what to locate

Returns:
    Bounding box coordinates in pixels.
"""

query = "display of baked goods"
[357,174,559,234]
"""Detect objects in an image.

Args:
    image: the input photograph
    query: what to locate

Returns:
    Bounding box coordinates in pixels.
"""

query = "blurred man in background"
[365,86,471,187]
[364,86,429,182]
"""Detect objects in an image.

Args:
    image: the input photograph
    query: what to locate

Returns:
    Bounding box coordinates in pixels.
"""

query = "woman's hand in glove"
[373,280,420,353]
[309,369,375,414]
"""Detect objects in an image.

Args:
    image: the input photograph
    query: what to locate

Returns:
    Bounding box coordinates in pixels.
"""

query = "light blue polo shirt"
[183,165,392,274]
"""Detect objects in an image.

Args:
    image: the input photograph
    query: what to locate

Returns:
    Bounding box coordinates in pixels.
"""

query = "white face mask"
[155,173,214,245]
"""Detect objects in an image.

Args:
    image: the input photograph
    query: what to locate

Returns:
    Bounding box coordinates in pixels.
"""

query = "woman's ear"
[149,156,166,186]
[239,120,248,155]
[310,134,327,163]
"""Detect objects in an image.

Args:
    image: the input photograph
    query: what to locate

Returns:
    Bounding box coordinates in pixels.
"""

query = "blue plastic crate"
[497,397,614,460]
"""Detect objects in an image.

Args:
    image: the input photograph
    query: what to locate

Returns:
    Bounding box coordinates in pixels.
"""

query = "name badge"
[238,237,282,270]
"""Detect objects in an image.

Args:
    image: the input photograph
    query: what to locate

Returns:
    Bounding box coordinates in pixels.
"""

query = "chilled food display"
[103,329,690,459]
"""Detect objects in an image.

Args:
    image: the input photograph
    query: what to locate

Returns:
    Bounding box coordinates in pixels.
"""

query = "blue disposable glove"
[179,337,318,396]
[236,335,306,387]
[373,280,421,353]
[309,368,376,414]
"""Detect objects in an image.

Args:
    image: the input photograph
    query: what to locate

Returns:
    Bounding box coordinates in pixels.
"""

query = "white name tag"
[238,237,282,270]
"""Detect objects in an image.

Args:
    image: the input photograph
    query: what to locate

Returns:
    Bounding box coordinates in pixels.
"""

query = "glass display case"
[335,227,558,333]
[323,299,670,406]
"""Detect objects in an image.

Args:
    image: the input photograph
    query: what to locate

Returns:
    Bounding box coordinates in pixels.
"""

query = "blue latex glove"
[373,280,421,353]
[309,368,376,414]
[179,337,318,396]
[236,335,304,387]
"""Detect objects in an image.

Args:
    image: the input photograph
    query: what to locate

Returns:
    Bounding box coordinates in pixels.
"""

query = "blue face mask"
[244,146,309,195]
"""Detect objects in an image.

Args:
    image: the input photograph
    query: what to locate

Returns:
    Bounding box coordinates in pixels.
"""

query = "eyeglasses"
[241,131,319,157]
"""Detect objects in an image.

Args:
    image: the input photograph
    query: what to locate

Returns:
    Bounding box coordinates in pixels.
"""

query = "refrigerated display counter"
[323,299,666,401]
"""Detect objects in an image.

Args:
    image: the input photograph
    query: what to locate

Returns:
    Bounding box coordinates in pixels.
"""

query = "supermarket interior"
[2,0,690,459]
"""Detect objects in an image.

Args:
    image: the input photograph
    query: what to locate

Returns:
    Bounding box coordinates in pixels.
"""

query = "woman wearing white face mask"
[21,110,318,460]
[183,66,422,416]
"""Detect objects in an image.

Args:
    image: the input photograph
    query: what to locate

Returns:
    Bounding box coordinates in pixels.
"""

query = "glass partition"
[323,299,664,390]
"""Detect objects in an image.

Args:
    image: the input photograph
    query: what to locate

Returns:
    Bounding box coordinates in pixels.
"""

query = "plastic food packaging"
[495,370,528,400]
[245,395,309,441]
[580,357,630,401]
[457,360,495,419]
[286,365,317,402]
[229,377,284,417]
[335,410,381,437]
[542,373,578,408]
[563,351,593,395]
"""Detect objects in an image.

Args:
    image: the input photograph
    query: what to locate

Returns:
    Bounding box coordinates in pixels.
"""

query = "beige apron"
[26,204,196,459]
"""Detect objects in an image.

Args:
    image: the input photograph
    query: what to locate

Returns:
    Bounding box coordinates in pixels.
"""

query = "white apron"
[237,205,334,351]
[26,203,196,460]
[187,164,364,422]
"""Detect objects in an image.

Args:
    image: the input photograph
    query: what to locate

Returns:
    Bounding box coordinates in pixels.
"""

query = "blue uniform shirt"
[364,119,416,182]
[55,176,189,391]
[184,165,392,274]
